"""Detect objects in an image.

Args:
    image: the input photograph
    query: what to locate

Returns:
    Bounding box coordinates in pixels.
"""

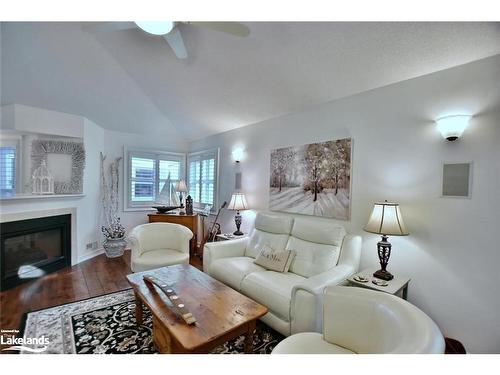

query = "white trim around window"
[123,147,186,211]
[0,137,22,197]
[187,148,220,213]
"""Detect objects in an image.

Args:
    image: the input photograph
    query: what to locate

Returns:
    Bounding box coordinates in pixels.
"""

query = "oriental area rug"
[18,289,283,354]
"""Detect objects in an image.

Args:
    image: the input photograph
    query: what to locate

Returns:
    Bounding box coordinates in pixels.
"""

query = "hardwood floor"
[0,250,203,332]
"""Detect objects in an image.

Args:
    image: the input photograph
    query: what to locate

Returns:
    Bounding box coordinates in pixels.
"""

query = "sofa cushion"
[240,271,306,321]
[291,217,346,246]
[255,212,294,234]
[272,332,355,354]
[286,218,346,277]
[208,257,266,291]
[132,249,189,272]
[286,237,341,277]
[245,229,290,258]
[244,212,293,258]
[254,246,296,273]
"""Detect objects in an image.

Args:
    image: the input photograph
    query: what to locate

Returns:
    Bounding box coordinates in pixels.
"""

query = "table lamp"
[363,200,409,280]
[175,180,188,210]
[227,192,248,235]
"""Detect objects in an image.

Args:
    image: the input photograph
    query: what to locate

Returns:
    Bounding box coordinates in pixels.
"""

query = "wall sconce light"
[232,147,245,163]
[435,115,472,141]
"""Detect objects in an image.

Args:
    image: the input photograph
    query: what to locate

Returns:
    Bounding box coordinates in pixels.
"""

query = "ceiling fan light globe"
[134,21,174,36]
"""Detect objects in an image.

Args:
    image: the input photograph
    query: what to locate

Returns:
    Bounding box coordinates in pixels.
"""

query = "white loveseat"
[203,211,362,336]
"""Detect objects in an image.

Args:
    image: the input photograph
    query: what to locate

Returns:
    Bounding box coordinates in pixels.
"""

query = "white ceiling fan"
[83,21,250,59]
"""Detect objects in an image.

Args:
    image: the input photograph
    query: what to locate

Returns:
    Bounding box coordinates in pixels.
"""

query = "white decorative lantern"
[32,160,55,195]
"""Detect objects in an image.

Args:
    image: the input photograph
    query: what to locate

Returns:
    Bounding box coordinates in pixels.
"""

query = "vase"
[103,237,127,258]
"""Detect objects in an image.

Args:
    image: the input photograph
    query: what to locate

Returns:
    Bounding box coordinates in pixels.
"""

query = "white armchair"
[128,222,193,273]
[273,286,445,354]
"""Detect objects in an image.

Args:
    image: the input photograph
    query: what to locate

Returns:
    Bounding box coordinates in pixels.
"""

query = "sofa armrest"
[203,237,249,273]
[290,264,356,334]
[293,264,355,297]
[175,226,194,254]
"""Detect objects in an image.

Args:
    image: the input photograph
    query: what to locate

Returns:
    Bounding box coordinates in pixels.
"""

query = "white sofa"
[203,211,362,336]
[272,286,445,354]
[129,222,193,272]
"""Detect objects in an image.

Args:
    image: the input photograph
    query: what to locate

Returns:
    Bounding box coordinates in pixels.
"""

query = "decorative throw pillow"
[254,245,296,273]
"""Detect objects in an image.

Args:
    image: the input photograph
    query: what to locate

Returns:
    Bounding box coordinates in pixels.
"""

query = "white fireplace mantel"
[0,194,85,202]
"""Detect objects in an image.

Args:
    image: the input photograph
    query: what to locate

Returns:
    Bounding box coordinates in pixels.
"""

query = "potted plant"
[101,218,127,258]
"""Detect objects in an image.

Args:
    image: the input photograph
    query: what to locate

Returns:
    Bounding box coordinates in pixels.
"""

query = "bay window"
[125,149,185,210]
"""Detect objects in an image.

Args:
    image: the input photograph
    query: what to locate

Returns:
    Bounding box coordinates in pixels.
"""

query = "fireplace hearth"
[0,214,71,291]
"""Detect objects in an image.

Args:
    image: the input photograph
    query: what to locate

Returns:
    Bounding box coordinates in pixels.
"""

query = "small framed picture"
[441,162,472,198]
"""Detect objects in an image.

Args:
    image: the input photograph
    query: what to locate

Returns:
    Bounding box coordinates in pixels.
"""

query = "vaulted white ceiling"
[2,22,500,141]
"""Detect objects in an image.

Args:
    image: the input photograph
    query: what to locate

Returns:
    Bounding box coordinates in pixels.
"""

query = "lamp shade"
[364,201,409,236]
[228,192,248,211]
[175,180,187,192]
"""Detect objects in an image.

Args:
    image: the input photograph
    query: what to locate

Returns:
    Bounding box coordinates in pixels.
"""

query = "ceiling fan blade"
[82,22,136,34]
[163,28,188,59]
[188,22,250,37]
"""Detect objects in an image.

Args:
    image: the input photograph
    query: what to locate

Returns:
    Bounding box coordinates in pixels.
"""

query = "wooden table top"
[126,264,267,351]
[147,213,198,217]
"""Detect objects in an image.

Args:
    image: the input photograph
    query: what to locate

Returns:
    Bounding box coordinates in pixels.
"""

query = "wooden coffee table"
[126,264,268,354]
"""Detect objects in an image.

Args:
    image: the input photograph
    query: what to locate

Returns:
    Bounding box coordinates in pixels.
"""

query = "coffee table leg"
[244,320,256,354]
[134,291,144,326]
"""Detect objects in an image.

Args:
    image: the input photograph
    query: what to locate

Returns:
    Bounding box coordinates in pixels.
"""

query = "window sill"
[123,207,156,212]
[193,208,217,217]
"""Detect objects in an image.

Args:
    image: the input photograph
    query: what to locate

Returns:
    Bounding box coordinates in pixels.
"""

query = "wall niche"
[0,131,85,198]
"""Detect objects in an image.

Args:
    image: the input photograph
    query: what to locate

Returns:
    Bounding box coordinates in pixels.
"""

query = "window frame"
[0,137,21,197]
[124,147,186,211]
[187,148,220,213]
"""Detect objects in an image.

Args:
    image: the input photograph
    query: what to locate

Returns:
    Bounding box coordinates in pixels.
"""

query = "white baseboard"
[76,248,104,264]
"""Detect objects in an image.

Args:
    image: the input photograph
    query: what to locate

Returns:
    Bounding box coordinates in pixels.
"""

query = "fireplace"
[0,214,71,291]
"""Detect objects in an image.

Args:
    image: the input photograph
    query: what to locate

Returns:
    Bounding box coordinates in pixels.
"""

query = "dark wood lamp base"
[373,234,395,281]
[233,210,243,235]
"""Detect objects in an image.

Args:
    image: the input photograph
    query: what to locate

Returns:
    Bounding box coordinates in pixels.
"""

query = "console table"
[148,213,198,257]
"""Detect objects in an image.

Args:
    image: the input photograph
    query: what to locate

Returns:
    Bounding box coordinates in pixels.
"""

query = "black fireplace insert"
[0,214,71,291]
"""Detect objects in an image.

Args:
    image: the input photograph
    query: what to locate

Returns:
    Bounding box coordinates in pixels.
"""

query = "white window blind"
[187,148,219,211]
[125,149,185,210]
[0,144,18,197]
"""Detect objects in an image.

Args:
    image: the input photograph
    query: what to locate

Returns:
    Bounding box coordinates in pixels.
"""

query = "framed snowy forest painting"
[269,138,352,219]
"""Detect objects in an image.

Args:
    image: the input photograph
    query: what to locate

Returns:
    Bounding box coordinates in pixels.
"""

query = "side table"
[347,268,411,300]
[215,233,246,241]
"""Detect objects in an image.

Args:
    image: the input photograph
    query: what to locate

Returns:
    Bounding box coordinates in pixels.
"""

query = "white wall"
[0,115,105,263]
[0,103,189,263]
[0,105,190,260]
[101,129,189,232]
[189,55,500,353]
[1,104,84,138]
